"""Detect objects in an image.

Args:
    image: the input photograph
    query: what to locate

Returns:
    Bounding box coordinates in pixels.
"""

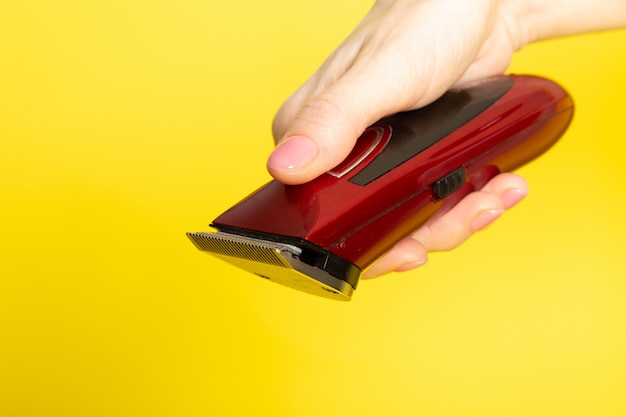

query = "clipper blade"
[186,231,358,300]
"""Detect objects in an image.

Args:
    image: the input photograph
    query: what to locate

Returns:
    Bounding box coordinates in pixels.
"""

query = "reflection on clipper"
[327,125,391,178]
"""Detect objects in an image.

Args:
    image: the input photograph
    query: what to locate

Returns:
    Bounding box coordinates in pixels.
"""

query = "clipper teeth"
[186,232,300,267]
[186,230,356,301]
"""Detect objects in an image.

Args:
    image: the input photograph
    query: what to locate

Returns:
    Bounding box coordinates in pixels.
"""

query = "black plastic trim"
[211,224,362,290]
[350,76,514,186]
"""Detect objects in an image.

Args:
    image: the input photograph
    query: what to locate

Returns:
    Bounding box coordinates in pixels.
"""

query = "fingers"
[266,0,523,186]
[363,173,528,279]
[267,80,371,185]
[482,172,529,209]
[413,190,505,253]
[416,173,528,251]
[267,58,423,185]
[267,1,490,185]
[362,235,428,280]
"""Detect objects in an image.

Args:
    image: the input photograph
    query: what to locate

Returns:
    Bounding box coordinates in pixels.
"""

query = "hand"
[266,0,533,278]
[269,0,525,183]
[362,173,528,278]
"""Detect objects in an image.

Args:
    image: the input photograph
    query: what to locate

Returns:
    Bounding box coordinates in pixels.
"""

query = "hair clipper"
[187,75,574,301]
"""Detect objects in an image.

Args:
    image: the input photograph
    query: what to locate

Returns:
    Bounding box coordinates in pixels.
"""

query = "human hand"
[270,0,527,181]
[267,0,532,278]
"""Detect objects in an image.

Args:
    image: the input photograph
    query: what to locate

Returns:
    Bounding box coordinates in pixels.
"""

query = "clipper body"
[188,75,574,300]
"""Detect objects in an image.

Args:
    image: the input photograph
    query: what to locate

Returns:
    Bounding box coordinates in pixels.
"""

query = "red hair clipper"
[188,75,574,300]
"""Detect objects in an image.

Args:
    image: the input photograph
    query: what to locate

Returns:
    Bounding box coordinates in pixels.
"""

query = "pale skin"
[267,0,626,278]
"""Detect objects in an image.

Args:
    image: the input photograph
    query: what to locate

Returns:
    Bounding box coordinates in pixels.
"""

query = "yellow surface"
[1,2,626,416]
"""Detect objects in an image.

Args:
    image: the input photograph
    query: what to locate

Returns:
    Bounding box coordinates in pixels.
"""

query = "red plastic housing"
[212,75,573,270]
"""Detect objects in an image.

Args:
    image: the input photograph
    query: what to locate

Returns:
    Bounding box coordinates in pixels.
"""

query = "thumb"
[267,79,376,185]
[266,51,458,185]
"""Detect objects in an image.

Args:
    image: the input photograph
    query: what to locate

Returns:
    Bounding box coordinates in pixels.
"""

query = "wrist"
[503,0,626,46]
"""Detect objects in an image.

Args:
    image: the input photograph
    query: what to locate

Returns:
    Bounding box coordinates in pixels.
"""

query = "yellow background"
[1,2,625,416]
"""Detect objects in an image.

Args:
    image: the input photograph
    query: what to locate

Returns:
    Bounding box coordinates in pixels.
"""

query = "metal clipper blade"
[186,231,360,300]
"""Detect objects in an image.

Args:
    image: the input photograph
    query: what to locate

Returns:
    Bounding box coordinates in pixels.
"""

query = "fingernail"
[470,209,504,232]
[267,135,318,172]
[501,188,528,209]
[395,258,429,272]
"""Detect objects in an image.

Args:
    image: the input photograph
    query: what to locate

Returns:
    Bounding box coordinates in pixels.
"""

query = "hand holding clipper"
[188,75,574,301]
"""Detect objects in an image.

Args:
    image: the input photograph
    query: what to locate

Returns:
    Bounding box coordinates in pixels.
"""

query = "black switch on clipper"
[432,167,466,200]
